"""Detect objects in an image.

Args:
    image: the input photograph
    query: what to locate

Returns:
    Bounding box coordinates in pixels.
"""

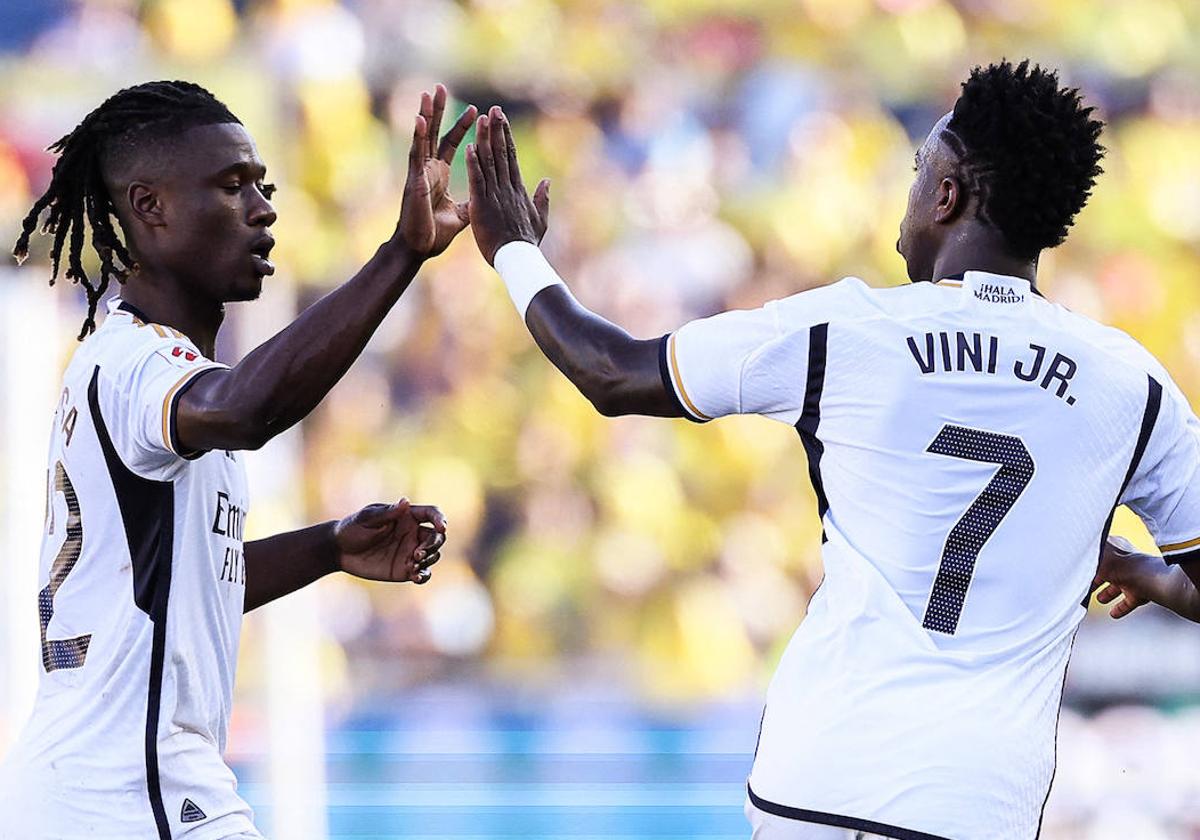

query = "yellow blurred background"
[1,1,1198,837]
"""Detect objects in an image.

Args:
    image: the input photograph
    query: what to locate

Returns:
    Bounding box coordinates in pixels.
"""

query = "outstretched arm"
[1091,536,1200,623]
[244,499,447,612]
[178,86,478,452]
[465,108,682,418]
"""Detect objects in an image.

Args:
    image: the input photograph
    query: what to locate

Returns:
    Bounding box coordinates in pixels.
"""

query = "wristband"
[493,240,566,319]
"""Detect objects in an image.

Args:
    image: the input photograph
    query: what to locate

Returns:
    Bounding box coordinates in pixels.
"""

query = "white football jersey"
[662,271,1200,839]
[0,299,256,839]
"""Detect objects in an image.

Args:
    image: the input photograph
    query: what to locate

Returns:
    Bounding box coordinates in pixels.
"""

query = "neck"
[930,224,1039,291]
[119,268,224,357]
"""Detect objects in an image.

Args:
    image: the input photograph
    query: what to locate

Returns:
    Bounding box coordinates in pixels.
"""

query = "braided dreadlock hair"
[14,81,241,338]
[945,60,1105,261]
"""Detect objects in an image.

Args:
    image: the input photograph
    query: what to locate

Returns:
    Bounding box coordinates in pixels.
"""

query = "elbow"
[589,392,624,417]
[233,428,271,451]
[538,331,643,417]
[578,368,632,417]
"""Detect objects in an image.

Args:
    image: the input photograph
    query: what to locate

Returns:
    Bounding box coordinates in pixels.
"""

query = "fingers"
[427,84,447,160]
[474,115,498,193]
[532,178,550,232]
[408,504,448,533]
[419,528,446,554]
[408,114,429,181]
[414,542,442,571]
[438,104,478,164]
[418,91,436,161]
[1111,595,1143,619]
[1093,581,1145,619]
[488,106,511,190]
[412,528,443,585]
[356,498,411,527]
[499,112,525,193]
[466,144,488,199]
[1095,583,1122,604]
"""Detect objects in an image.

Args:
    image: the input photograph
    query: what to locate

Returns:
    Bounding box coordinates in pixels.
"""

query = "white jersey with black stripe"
[0,299,256,839]
[662,271,1200,839]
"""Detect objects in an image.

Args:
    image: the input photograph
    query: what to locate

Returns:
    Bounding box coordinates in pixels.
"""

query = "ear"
[934,175,964,225]
[931,175,969,224]
[126,181,167,228]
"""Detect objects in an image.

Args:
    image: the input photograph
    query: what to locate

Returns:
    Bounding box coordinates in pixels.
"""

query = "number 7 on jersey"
[922,425,1036,635]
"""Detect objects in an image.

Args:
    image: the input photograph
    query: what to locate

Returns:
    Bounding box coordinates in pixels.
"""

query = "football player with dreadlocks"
[0,80,469,839]
[465,61,1200,838]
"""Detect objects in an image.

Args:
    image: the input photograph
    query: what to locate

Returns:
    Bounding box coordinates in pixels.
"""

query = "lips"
[249,236,276,277]
[251,254,275,276]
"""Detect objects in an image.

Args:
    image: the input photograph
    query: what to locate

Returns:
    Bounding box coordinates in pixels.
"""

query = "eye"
[259,182,277,200]
[222,183,242,194]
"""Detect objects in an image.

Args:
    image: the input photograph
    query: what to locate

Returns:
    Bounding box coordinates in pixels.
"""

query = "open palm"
[397,85,477,259]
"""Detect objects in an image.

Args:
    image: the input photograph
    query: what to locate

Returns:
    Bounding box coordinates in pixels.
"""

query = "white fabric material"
[0,299,255,839]
[667,272,1200,838]
[745,795,890,839]
[493,240,565,318]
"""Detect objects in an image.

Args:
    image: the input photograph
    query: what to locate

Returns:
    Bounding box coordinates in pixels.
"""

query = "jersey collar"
[935,271,1039,299]
[108,297,152,323]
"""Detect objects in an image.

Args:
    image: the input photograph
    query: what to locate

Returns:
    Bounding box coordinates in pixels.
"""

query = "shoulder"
[768,276,945,333]
[79,310,223,438]
[1037,300,1172,382]
[89,306,210,381]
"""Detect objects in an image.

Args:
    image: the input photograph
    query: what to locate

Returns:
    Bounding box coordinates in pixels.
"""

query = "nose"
[249,189,277,227]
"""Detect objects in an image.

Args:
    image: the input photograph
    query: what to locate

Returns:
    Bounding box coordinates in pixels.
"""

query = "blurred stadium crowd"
[2,0,1200,835]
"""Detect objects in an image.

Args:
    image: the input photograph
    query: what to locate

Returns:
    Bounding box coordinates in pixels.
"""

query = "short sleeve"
[98,332,227,478]
[660,302,783,423]
[1120,375,1200,565]
[660,278,866,425]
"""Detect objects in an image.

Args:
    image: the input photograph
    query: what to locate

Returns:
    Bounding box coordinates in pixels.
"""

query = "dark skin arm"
[465,108,681,419]
[1091,536,1200,623]
[244,499,447,612]
[178,87,478,452]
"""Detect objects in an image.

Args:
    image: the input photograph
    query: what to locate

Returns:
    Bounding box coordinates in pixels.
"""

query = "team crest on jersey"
[180,798,207,823]
[171,346,199,363]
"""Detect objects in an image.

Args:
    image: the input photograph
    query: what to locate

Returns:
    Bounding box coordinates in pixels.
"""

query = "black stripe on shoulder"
[747,785,951,840]
[1083,374,1163,608]
[1122,375,1162,495]
[657,334,703,423]
[87,366,175,840]
[794,323,829,541]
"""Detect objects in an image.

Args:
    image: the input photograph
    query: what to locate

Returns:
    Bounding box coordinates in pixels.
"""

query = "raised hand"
[396,85,477,259]
[334,499,447,585]
[465,106,551,265]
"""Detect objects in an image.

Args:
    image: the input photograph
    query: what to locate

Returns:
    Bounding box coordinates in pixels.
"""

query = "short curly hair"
[944,60,1105,260]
